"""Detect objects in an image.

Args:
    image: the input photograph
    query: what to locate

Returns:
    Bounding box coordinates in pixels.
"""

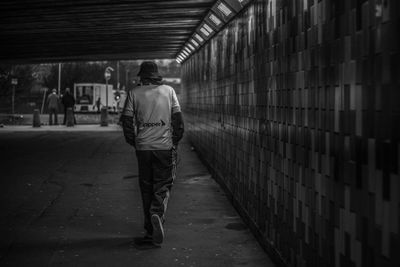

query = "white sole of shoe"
[151,214,164,245]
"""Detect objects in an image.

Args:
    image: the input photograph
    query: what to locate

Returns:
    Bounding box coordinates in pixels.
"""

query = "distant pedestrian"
[61,88,76,125]
[95,97,101,113]
[47,88,59,125]
[120,61,184,247]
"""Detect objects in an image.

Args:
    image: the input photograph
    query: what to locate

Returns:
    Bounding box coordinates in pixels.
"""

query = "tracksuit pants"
[136,148,177,235]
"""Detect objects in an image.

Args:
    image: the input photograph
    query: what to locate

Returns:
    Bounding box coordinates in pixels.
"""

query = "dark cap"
[137,61,162,79]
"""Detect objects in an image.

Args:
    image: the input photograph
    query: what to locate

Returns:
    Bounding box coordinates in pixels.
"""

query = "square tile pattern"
[180,0,399,266]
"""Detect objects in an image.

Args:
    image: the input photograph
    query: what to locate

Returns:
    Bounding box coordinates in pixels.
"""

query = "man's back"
[62,93,75,107]
[129,84,180,150]
[47,94,59,109]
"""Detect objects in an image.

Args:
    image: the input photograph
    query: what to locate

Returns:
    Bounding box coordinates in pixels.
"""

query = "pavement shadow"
[130,237,161,251]
[6,236,138,253]
[6,235,165,254]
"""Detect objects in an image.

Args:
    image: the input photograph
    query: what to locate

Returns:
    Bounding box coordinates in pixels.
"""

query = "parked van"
[74,83,121,112]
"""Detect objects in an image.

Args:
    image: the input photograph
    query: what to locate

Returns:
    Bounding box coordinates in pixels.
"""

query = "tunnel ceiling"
[0,0,216,63]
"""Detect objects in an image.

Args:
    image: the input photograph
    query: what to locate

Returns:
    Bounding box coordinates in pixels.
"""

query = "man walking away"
[62,88,76,125]
[47,88,59,125]
[120,61,184,247]
[95,97,101,113]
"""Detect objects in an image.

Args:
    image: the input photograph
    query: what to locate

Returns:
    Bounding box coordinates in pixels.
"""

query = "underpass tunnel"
[1,1,400,267]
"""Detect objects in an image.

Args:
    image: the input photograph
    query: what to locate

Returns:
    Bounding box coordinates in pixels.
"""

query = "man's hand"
[171,112,184,145]
[120,114,136,148]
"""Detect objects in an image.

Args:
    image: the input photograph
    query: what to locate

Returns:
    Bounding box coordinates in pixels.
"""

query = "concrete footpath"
[0,124,122,132]
[0,126,275,267]
[0,113,121,126]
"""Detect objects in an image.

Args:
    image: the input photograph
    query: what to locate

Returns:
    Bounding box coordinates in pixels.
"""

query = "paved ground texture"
[0,126,275,267]
[0,113,121,125]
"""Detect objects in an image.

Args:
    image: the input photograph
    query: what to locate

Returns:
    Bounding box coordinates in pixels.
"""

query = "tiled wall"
[180,0,399,266]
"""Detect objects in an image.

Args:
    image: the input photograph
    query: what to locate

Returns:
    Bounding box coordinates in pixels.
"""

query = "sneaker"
[151,214,164,245]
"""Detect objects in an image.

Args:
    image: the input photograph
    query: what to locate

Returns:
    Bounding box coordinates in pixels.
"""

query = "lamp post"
[105,71,110,108]
[104,66,114,108]
[11,78,18,115]
[101,66,114,127]
[58,63,61,96]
